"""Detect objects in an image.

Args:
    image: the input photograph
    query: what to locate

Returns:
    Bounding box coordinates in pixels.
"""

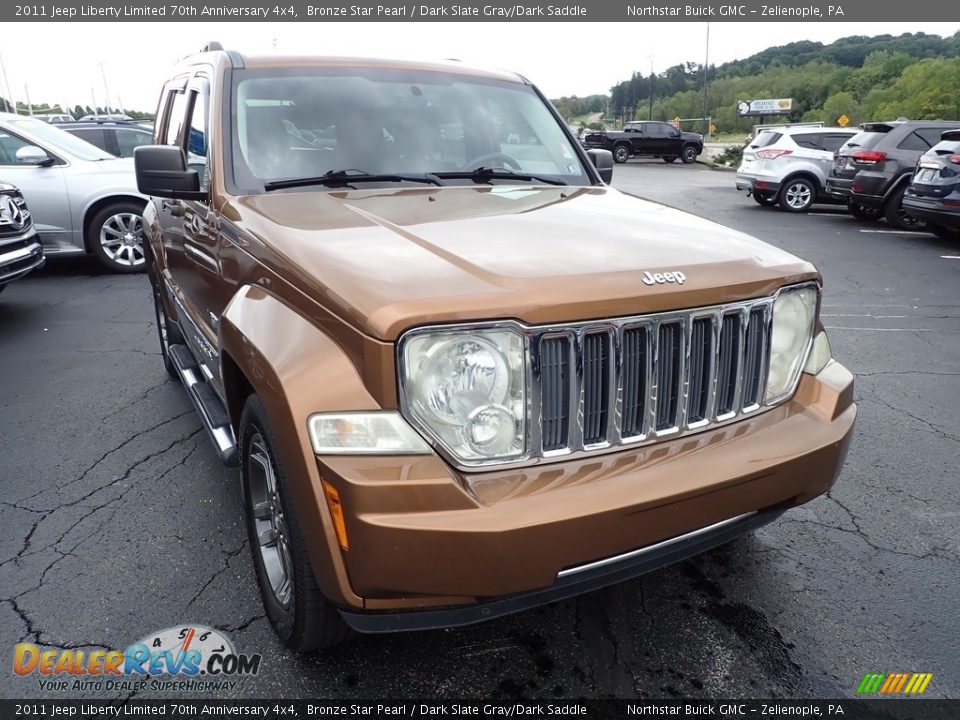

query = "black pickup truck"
[583,121,704,164]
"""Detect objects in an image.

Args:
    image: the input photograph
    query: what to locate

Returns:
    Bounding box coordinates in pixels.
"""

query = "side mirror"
[587,149,614,184]
[134,145,204,200]
[16,145,55,166]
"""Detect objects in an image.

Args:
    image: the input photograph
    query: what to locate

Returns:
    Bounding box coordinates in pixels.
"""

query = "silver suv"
[0,113,147,273]
[736,127,856,212]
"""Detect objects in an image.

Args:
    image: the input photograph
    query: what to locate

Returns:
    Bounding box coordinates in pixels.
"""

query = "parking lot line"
[941,255,960,259]
[858,229,931,235]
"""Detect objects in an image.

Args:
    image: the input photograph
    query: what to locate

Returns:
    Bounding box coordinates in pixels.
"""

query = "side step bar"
[168,344,239,467]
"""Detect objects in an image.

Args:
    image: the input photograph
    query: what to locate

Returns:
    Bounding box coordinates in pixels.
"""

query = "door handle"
[161,200,184,217]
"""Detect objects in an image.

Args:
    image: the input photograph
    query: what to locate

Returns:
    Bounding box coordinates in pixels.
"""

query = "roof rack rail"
[202,41,224,52]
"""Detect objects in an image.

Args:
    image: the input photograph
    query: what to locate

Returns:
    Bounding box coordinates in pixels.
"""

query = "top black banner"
[4,0,959,22]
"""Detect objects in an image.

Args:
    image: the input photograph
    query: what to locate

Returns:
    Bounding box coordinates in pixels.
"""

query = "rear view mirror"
[587,149,614,184]
[134,145,204,200]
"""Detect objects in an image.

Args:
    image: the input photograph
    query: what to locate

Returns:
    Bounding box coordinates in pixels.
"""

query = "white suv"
[736,127,856,212]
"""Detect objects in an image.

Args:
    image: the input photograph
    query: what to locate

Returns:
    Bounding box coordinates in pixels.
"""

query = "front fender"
[219,284,381,608]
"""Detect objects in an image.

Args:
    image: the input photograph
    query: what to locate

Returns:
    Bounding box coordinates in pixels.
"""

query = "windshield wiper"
[432,167,568,186]
[264,169,443,191]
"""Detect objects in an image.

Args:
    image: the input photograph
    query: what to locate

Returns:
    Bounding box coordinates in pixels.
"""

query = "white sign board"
[737,98,793,116]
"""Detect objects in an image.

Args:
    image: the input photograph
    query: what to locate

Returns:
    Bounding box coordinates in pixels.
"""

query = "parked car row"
[735,120,960,236]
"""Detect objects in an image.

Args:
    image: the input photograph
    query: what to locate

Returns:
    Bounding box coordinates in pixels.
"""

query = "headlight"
[401,329,527,463]
[765,285,818,404]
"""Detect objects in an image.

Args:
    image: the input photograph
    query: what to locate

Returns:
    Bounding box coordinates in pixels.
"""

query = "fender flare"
[881,172,915,202]
[219,284,380,608]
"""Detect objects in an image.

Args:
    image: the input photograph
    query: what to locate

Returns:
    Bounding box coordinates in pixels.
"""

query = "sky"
[2,22,958,112]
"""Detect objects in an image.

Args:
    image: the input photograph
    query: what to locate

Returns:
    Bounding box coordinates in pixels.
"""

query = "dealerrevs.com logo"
[13,625,262,693]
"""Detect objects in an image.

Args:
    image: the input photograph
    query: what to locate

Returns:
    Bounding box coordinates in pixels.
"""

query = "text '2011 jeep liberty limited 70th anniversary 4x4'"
[135,44,856,650]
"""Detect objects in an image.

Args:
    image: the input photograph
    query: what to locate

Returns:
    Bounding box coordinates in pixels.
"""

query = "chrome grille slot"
[620,326,648,438]
[742,307,767,409]
[716,313,742,417]
[686,317,713,423]
[581,330,611,445]
[539,335,571,451]
[655,322,683,431]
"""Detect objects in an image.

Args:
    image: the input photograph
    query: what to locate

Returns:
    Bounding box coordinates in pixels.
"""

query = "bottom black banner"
[1,699,958,720]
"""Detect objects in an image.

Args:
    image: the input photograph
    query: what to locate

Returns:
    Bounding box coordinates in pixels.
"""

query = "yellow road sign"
[709,123,717,133]
[837,114,850,127]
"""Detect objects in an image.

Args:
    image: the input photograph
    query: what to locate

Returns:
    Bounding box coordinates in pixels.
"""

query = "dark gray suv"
[826,120,960,229]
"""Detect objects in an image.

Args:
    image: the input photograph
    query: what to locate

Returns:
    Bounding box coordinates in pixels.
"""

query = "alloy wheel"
[248,433,294,607]
[99,212,145,268]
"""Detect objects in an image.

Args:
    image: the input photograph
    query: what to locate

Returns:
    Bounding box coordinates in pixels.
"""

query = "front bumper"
[317,362,856,625]
[0,234,45,286]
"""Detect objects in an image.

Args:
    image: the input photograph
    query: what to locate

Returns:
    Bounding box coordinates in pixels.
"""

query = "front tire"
[240,395,351,651]
[778,177,815,212]
[613,145,630,164]
[88,201,147,273]
[883,186,925,230]
[681,145,698,164]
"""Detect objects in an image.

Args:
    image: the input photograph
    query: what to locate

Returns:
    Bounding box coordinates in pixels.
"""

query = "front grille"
[0,192,32,239]
[533,297,775,455]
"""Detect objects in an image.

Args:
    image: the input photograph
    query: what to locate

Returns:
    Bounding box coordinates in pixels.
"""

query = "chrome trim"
[557,512,757,578]
[396,282,819,472]
[0,240,44,284]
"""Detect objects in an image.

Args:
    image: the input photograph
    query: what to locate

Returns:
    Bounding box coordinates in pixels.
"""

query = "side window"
[164,90,190,146]
[69,128,109,154]
[820,134,852,153]
[793,134,821,150]
[917,127,952,147]
[185,89,209,191]
[0,130,33,165]
[645,124,663,138]
[115,129,151,158]
[897,131,930,152]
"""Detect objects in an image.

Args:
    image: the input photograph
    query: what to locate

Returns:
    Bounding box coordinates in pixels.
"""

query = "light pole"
[0,53,14,113]
[702,22,710,136]
[100,62,112,113]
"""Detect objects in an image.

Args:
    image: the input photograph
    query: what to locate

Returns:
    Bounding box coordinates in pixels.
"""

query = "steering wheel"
[460,152,522,171]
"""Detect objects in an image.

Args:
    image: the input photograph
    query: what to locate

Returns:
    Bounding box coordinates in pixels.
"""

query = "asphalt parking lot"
[1,160,958,700]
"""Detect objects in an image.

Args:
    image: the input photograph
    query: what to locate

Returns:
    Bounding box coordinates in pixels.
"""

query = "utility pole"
[91,88,97,114]
[0,53,13,113]
[702,22,710,136]
[25,84,33,115]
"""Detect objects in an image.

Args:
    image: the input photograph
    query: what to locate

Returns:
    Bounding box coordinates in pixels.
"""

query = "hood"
[226,185,817,341]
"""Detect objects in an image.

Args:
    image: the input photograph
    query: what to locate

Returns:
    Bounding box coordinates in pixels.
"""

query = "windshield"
[229,67,589,191]
[4,116,114,161]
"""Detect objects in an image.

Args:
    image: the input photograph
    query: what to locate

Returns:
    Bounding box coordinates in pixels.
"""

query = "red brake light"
[755,149,793,160]
[949,155,960,165]
[852,150,887,165]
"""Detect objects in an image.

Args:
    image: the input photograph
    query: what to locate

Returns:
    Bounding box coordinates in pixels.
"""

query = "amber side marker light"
[321,479,349,550]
